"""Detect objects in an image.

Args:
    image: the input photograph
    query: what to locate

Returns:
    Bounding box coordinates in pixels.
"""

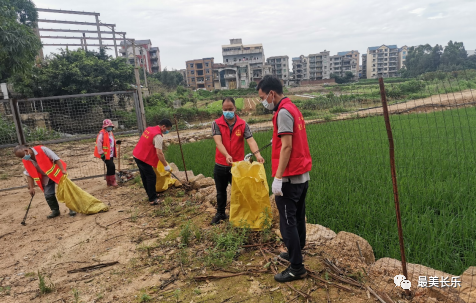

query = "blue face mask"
[23,152,31,160]
[223,111,235,120]
[106,127,113,132]
[163,130,169,135]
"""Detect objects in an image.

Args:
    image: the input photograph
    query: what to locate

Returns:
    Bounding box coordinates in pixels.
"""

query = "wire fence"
[0,91,143,191]
[165,72,476,302]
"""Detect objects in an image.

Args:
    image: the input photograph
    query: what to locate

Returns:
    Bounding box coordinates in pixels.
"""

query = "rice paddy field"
[165,107,476,275]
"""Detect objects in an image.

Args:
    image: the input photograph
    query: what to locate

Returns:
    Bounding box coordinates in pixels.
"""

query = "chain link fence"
[0,91,143,192]
[164,73,476,302]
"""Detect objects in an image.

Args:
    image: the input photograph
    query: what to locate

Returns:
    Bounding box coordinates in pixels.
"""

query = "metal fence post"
[10,98,26,145]
[133,91,145,134]
[378,78,410,298]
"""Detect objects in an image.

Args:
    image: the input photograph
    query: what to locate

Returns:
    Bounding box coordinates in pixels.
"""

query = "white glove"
[272,177,283,196]
[164,165,171,172]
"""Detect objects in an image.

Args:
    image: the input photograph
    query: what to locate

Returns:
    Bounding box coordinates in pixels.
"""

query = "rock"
[326,231,375,266]
[189,138,196,143]
[164,142,170,147]
[306,223,336,243]
[190,174,205,183]
[370,258,465,303]
[460,266,476,300]
[173,171,194,183]
[174,180,182,187]
[169,163,179,172]
[192,177,215,189]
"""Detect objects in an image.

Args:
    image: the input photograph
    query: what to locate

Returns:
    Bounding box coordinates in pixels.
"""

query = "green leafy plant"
[38,271,53,295]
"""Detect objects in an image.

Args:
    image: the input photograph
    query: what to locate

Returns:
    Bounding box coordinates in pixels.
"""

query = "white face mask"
[261,93,273,110]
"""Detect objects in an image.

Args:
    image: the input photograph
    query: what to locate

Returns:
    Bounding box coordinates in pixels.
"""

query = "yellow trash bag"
[57,176,109,214]
[154,161,177,193]
[230,161,272,230]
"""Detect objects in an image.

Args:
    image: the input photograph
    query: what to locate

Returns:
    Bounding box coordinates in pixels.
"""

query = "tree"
[149,68,184,88]
[11,48,134,97]
[0,0,42,81]
[331,72,354,84]
[439,41,467,71]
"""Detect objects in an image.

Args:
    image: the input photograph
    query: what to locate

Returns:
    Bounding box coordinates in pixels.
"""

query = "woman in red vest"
[94,119,119,187]
[211,97,264,225]
[14,145,77,219]
[132,119,173,205]
[257,75,312,283]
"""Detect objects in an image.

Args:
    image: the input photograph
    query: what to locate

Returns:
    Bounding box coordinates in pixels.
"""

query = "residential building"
[366,45,401,79]
[329,50,359,80]
[221,38,270,87]
[361,54,367,79]
[292,55,309,81]
[399,46,408,69]
[119,39,161,73]
[267,56,289,85]
[185,58,214,91]
[308,51,331,80]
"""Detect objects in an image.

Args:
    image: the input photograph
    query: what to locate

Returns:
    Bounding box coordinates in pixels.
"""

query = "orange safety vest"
[22,146,67,192]
[94,129,117,160]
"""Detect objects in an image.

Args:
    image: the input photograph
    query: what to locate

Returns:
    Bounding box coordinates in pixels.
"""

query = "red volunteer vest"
[133,126,162,167]
[272,98,312,177]
[22,146,67,192]
[94,129,117,160]
[215,115,246,166]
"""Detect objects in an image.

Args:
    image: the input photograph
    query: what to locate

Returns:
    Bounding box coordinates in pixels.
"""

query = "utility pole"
[132,40,147,130]
[141,46,149,91]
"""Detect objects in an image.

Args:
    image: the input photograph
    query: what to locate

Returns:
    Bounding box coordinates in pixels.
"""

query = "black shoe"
[210,212,228,225]
[47,210,60,219]
[69,210,77,217]
[279,252,290,261]
[274,265,307,283]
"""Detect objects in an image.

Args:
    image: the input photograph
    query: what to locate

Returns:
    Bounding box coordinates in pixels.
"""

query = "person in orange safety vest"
[14,145,77,219]
[94,119,119,188]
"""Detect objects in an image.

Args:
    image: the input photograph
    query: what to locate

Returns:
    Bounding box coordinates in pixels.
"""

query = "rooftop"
[120,39,152,46]
[368,45,398,51]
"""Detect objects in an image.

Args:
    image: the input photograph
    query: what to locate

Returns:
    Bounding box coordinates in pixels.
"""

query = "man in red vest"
[211,97,264,224]
[132,119,172,205]
[257,75,312,283]
[14,145,77,219]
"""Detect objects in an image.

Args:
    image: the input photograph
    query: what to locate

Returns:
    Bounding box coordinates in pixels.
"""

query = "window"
[403,56,406,59]
[140,59,144,63]
[205,63,209,67]
[403,51,407,55]
[191,78,195,82]
[191,71,195,75]
[226,59,229,62]
[283,69,286,73]
[139,50,143,55]
[241,80,246,86]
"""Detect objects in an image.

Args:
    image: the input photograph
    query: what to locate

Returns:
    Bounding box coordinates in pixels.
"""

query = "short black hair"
[222,97,235,106]
[13,144,29,154]
[257,75,283,94]
[158,119,172,128]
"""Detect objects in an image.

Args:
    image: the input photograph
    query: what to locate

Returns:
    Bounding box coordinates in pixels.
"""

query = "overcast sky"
[36,0,476,70]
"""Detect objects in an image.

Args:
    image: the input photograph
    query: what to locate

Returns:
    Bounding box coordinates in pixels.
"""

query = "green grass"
[207,98,244,112]
[166,107,476,275]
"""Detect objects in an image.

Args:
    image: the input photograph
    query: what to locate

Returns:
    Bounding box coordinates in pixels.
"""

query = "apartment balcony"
[224,74,236,79]
[196,80,205,84]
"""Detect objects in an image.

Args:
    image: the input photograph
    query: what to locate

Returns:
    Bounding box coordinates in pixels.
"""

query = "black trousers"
[134,158,157,202]
[275,181,308,268]
[103,157,116,176]
[214,164,232,214]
